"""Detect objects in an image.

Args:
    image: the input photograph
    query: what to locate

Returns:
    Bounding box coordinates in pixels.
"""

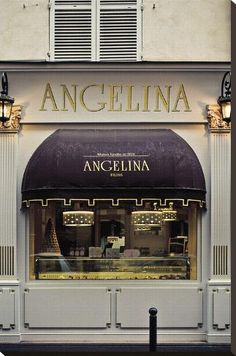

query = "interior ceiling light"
[131,210,162,227]
[161,202,177,221]
[132,202,177,227]
[63,211,94,227]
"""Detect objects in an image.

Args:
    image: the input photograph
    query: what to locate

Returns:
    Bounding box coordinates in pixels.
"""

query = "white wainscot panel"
[24,288,111,328]
[212,288,231,330]
[0,288,15,330]
[116,287,203,328]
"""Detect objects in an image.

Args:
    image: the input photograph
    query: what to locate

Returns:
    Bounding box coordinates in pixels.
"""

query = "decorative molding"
[212,288,231,330]
[207,104,231,132]
[0,62,230,72]
[0,105,22,132]
[213,245,228,276]
[22,197,206,208]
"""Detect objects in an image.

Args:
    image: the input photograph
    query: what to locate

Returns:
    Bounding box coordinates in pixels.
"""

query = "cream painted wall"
[143,0,231,62]
[0,0,49,61]
[0,0,230,62]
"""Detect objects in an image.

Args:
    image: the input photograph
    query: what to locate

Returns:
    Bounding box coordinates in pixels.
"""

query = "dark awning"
[22,129,206,206]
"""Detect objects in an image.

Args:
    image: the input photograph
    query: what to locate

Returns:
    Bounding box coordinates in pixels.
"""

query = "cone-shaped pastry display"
[41,218,61,255]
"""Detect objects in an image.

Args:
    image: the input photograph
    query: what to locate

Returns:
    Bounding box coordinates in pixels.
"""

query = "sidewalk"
[0,342,232,353]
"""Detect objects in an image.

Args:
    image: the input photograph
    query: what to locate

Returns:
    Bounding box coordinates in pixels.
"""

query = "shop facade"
[0,63,231,343]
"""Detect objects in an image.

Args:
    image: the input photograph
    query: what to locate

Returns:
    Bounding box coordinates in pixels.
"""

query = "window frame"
[26,200,202,282]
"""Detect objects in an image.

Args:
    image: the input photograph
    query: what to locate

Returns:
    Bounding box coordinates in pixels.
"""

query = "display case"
[34,255,190,280]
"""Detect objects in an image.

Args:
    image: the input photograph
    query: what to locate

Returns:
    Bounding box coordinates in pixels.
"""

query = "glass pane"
[29,201,198,280]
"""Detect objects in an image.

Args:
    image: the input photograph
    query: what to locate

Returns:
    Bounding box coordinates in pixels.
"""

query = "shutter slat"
[100,0,137,5]
[55,0,91,5]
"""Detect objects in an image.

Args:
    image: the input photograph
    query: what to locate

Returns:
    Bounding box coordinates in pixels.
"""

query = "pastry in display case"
[34,255,190,280]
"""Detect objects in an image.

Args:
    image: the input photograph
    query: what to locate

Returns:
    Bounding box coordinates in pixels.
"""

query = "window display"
[29,201,198,280]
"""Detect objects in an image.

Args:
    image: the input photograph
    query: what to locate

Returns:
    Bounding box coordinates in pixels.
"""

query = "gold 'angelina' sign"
[83,159,150,177]
[39,82,192,113]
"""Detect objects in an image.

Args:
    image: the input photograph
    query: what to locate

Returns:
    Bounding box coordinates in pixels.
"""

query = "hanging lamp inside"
[63,211,94,226]
[131,202,177,227]
[161,202,177,221]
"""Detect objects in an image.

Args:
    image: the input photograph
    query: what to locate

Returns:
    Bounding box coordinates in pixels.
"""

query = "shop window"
[50,0,142,61]
[29,200,198,280]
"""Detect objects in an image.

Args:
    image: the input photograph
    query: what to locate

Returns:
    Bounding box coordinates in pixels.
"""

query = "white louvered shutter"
[51,0,142,61]
[52,0,94,61]
[98,0,141,61]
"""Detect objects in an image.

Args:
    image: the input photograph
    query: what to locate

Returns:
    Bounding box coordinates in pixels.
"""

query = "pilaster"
[0,105,21,279]
[207,104,231,279]
[206,104,231,342]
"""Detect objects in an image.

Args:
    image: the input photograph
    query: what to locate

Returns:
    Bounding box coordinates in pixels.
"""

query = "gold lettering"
[133,161,141,171]
[108,85,122,111]
[80,84,106,112]
[172,84,192,112]
[101,161,112,171]
[110,173,123,177]
[126,85,139,112]
[61,84,77,112]
[92,161,100,171]
[113,161,120,171]
[121,161,128,171]
[142,160,150,171]
[39,83,59,111]
[83,159,150,173]
[154,85,171,112]
[83,161,92,171]
[39,82,193,115]
[142,85,151,112]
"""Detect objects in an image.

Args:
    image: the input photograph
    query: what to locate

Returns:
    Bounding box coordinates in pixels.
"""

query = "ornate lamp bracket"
[207,104,231,133]
[0,105,22,132]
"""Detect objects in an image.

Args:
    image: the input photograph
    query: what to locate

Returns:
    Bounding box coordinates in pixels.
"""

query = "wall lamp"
[0,72,14,124]
[218,71,231,123]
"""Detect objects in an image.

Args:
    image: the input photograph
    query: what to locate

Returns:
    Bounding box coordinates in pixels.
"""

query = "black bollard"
[149,307,157,352]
